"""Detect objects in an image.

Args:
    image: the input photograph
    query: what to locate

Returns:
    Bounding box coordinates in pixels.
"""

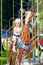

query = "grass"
[0,49,7,65]
[0,57,7,60]
[0,57,7,65]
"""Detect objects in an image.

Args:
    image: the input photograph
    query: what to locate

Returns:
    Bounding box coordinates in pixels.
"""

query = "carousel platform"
[21,58,43,65]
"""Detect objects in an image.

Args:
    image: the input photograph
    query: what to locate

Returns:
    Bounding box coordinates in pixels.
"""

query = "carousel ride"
[1,9,43,65]
[1,0,43,65]
[5,10,40,65]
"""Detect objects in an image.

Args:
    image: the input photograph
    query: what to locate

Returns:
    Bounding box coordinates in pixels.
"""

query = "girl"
[6,18,22,65]
[12,18,22,52]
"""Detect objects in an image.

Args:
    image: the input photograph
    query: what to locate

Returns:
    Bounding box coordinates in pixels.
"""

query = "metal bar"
[1,0,2,64]
[37,0,39,33]
[9,17,15,29]
[6,31,8,63]
[6,26,13,32]
[32,0,33,37]
[13,0,14,21]
[21,0,23,29]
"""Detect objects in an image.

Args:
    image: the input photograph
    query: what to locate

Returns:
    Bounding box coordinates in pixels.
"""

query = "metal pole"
[36,0,39,59]
[32,0,33,37]
[12,0,14,33]
[32,0,35,58]
[36,0,39,43]
[9,18,13,29]
[21,0,23,29]
[37,0,38,15]
[13,0,14,21]
[1,0,2,65]
[9,20,10,28]
[32,17,34,37]
[6,31,8,63]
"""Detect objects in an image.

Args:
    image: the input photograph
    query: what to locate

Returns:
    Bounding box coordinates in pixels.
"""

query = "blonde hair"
[13,19,21,31]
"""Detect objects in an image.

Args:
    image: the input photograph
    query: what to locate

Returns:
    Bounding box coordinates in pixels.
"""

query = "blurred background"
[0,0,43,65]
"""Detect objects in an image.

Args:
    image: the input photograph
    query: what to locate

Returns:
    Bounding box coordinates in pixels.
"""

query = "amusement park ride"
[1,0,43,65]
[2,10,43,65]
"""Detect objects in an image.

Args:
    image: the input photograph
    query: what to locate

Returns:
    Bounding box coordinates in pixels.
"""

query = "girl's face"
[16,22,21,27]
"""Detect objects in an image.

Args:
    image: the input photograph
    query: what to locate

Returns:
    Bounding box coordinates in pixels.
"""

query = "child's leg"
[13,39,17,52]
